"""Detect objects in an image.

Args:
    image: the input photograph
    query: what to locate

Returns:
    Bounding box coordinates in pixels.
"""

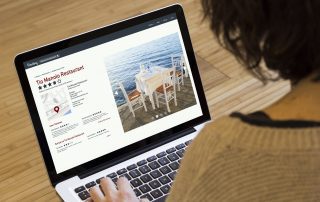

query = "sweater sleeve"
[166,118,236,202]
[166,117,320,202]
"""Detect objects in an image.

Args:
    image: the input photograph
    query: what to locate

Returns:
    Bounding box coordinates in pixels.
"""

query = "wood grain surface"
[0,0,290,201]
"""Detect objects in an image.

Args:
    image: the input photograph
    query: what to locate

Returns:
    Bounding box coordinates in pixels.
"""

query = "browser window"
[24,14,203,174]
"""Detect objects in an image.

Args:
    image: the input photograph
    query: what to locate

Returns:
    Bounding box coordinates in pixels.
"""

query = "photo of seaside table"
[104,32,198,132]
[117,64,196,132]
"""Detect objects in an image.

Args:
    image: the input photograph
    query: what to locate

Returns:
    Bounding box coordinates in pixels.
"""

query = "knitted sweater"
[166,114,320,202]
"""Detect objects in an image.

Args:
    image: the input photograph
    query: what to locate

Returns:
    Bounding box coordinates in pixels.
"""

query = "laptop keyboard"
[74,139,192,201]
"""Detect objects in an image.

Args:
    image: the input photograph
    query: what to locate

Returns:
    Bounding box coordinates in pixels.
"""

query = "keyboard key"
[185,140,192,145]
[155,195,168,201]
[176,149,185,158]
[139,165,151,174]
[85,181,96,188]
[78,190,90,200]
[169,161,180,170]
[168,171,177,180]
[150,170,162,179]
[167,153,179,162]
[147,155,157,162]
[130,178,143,187]
[141,193,153,201]
[133,188,142,197]
[156,151,166,158]
[166,147,176,154]
[158,157,170,166]
[150,189,163,199]
[148,161,160,170]
[139,184,151,193]
[159,166,171,174]
[140,174,152,183]
[74,186,85,193]
[107,172,117,178]
[120,173,132,180]
[149,179,161,189]
[96,177,104,184]
[159,175,171,185]
[175,143,185,150]
[129,169,141,178]
[160,184,171,194]
[137,159,147,166]
[127,164,137,170]
[117,168,127,175]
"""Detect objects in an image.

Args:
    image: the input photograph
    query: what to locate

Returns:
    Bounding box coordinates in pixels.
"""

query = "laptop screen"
[23,13,203,174]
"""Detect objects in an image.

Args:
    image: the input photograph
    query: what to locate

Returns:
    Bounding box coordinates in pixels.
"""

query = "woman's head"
[202,0,320,82]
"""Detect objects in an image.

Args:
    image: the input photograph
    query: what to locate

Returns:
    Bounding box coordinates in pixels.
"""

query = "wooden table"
[0,0,290,201]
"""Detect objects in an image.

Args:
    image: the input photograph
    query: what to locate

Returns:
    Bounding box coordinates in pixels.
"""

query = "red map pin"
[54,106,60,113]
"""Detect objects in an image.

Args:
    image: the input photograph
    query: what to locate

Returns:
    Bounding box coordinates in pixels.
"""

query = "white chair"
[118,82,147,117]
[155,67,177,113]
[180,55,188,77]
[171,55,184,91]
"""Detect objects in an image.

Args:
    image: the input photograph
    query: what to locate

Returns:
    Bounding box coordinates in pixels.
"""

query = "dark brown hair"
[202,0,320,82]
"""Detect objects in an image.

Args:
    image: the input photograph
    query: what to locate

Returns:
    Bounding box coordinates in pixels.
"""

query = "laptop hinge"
[78,127,196,179]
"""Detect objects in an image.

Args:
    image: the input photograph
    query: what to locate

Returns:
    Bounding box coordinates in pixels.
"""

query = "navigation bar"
[24,13,177,69]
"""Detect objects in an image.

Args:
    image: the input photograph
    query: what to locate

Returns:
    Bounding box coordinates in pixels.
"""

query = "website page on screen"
[24,14,203,173]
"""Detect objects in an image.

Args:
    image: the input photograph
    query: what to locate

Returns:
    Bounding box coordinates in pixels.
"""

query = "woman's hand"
[89,177,149,202]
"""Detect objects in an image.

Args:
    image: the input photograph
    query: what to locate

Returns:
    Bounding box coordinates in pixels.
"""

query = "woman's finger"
[100,177,117,201]
[117,177,137,199]
[89,186,104,202]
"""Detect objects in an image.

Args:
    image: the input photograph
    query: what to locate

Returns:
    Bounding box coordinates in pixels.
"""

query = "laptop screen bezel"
[14,4,211,186]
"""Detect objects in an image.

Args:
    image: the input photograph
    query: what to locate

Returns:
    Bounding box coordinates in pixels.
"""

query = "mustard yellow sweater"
[167,115,320,201]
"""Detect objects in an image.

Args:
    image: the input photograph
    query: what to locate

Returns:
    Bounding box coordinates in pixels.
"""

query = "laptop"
[14,4,210,202]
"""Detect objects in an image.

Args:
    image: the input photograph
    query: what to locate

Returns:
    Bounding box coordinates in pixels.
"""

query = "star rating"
[64,143,70,147]
[38,80,59,90]
[93,111,102,116]
[97,129,106,134]
[60,124,68,128]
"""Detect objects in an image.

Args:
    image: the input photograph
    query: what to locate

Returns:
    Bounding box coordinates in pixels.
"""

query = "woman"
[90,0,320,201]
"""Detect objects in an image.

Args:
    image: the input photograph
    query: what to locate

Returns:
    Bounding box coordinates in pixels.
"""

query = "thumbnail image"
[41,87,72,121]
[105,33,197,132]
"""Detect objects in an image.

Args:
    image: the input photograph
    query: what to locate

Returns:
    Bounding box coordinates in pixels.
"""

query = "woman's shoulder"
[197,115,248,142]
[189,116,246,156]
[168,114,320,202]
[198,113,320,152]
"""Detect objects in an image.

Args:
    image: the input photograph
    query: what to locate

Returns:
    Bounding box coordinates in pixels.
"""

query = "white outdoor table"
[135,66,171,109]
